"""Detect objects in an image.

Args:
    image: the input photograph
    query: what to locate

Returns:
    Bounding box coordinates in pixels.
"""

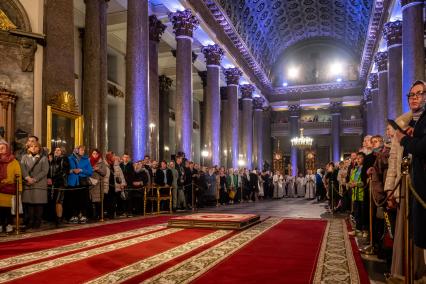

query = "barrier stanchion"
[363,177,375,255]
[15,174,20,235]
[192,182,195,212]
[100,181,104,222]
[401,157,413,284]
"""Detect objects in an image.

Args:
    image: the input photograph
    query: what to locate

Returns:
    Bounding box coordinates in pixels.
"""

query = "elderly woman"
[104,152,126,218]
[89,149,106,219]
[0,140,21,233]
[21,141,49,229]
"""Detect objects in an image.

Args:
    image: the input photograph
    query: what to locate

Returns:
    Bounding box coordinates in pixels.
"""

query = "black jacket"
[120,162,134,185]
[401,109,426,249]
[48,156,69,187]
[154,168,173,186]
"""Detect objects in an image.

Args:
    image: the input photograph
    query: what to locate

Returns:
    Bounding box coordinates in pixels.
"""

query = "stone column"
[364,88,374,135]
[159,75,172,161]
[125,0,149,160]
[401,0,425,112]
[43,0,74,99]
[220,87,228,167]
[384,20,402,119]
[253,97,265,170]
[201,44,224,166]
[82,0,108,153]
[240,84,255,169]
[169,10,199,160]
[369,73,379,135]
[198,71,207,154]
[149,15,166,161]
[224,68,242,169]
[374,51,388,136]
[330,102,342,163]
[289,104,301,176]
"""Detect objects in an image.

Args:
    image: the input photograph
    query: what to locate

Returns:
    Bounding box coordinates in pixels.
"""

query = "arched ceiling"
[218,0,374,74]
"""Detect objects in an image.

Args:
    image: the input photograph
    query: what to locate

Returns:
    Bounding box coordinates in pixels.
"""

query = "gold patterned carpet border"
[0,215,166,243]
[86,229,233,284]
[313,219,360,284]
[0,228,182,283]
[142,217,282,284]
[0,223,167,270]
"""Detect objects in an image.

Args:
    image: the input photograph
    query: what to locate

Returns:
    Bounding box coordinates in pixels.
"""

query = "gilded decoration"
[48,91,79,114]
[107,82,125,98]
[0,9,17,30]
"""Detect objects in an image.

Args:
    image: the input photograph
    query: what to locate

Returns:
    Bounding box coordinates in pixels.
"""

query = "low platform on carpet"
[168,213,260,230]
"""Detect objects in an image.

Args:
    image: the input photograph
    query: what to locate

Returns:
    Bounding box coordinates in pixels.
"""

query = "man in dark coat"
[396,81,426,249]
[154,160,173,186]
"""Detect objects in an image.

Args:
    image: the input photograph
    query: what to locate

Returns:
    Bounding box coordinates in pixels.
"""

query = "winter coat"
[48,156,69,188]
[0,159,22,207]
[89,159,107,202]
[67,154,93,187]
[21,154,49,204]
[103,163,126,194]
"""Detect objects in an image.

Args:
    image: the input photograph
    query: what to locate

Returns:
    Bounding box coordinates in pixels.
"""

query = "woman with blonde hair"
[21,141,49,229]
[0,140,21,233]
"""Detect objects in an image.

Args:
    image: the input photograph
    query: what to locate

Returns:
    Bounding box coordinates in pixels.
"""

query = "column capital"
[220,86,227,100]
[159,75,172,92]
[288,104,301,117]
[168,9,199,38]
[253,97,265,110]
[383,20,402,47]
[329,101,342,115]
[364,88,373,102]
[198,71,207,88]
[240,84,255,100]
[368,72,378,89]
[202,44,224,66]
[224,67,243,85]
[149,15,166,42]
[374,51,388,72]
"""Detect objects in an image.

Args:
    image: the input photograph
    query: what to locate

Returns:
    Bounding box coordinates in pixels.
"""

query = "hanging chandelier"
[291,128,313,149]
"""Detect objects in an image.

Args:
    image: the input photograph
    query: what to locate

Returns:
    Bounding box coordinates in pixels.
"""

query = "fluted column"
[384,20,402,119]
[289,105,301,176]
[220,87,228,167]
[201,44,224,166]
[169,10,199,160]
[374,52,388,136]
[330,102,342,163]
[369,73,379,135]
[148,15,166,161]
[224,68,242,169]
[401,0,425,112]
[159,75,172,161]
[240,84,254,169]
[253,97,264,170]
[83,0,108,153]
[124,0,149,160]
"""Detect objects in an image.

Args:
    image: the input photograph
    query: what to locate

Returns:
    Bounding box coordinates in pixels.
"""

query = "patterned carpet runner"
[0,216,369,283]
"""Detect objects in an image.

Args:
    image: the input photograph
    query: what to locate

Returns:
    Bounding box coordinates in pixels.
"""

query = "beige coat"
[102,163,126,194]
[89,158,107,203]
[384,111,412,200]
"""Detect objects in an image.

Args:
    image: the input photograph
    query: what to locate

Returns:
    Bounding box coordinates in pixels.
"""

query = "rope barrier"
[370,177,402,208]
[407,177,426,209]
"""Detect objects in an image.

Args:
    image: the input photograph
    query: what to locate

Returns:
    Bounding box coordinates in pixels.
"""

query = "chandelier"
[291,128,313,149]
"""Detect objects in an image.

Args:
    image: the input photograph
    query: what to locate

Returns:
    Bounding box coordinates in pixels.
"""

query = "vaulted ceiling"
[218,0,374,76]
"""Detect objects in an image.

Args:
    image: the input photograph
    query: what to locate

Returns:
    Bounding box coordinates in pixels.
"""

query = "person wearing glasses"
[388,80,426,280]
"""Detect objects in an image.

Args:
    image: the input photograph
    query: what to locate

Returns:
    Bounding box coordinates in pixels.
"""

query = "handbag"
[11,194,23,215]
[89,177,99,186]
[79,177,90,187]
[228,188,236,200]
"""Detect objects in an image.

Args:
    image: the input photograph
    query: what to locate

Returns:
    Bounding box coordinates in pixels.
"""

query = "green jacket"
[226,174,238,189]
[351,166,365,202]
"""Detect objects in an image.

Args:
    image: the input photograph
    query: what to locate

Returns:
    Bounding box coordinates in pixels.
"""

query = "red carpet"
[0,216,171,260]
[192,219,327,284]
[346,219,371,284]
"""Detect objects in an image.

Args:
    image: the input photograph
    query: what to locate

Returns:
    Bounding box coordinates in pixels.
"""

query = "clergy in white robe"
[295,173,305,197]
[277,174,284,198]
[286,175,295,197]
[272,172,279,198]
[304,170,316,199]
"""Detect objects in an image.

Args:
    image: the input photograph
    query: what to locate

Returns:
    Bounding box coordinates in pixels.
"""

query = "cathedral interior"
[0,0,425,283]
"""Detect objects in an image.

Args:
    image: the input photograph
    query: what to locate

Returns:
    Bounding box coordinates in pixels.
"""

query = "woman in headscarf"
[0,140,21,233]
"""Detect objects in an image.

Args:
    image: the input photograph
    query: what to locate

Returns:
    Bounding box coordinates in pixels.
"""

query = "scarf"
[0,144,15,181]
[90,154,101,167]
[412,106,424,123]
